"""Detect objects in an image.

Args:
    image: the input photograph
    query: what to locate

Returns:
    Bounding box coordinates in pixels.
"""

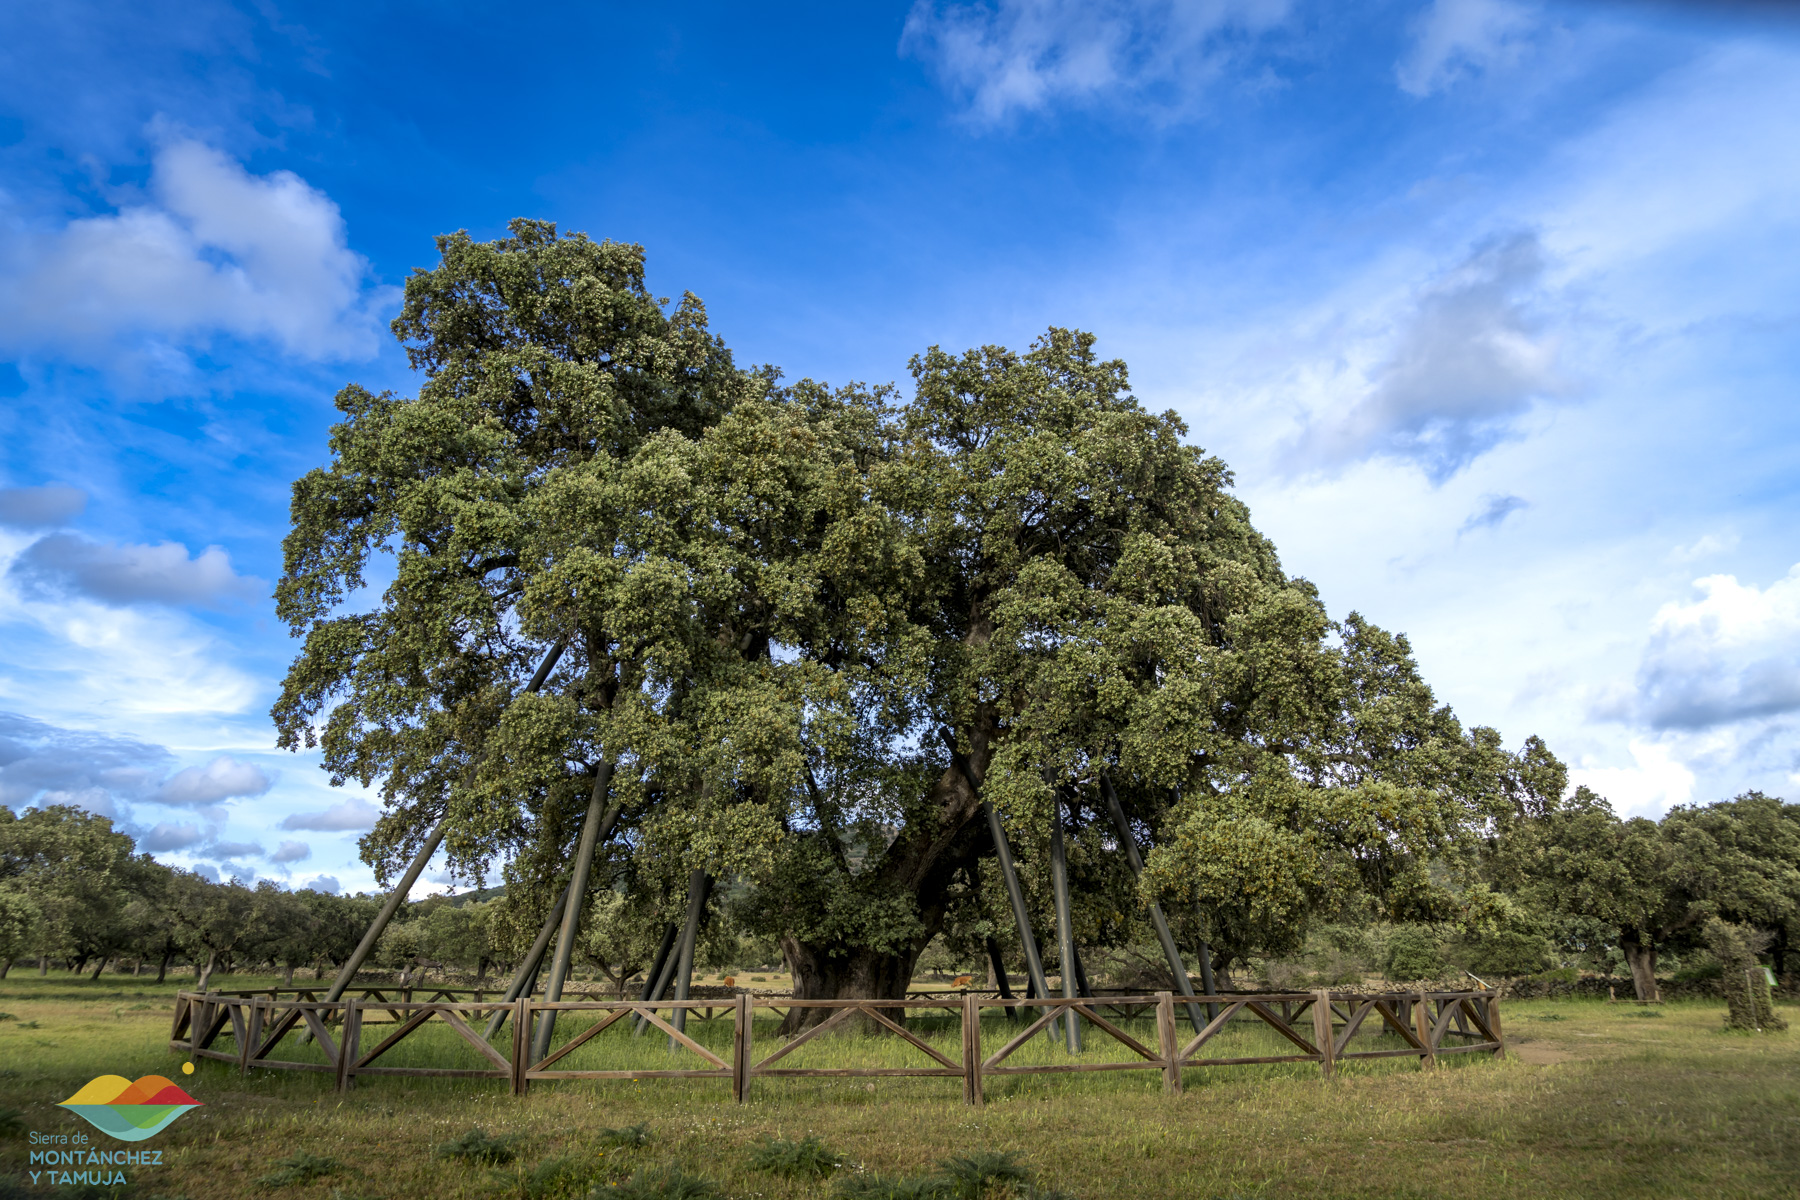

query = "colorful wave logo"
[58,1075,202,1141]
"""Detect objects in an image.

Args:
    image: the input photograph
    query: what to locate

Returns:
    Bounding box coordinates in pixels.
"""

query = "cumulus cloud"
[8,532,260,607]
[1290,232,1570,480]
[304,874,342,895]
[1396,0,1539,97]
[0,710,171,815]
[138,821,204,851]
[1633,565,1800,730]
[280,796,381,832]
[191,862,220,883]
[210,839,263,859]
[901,0,1292,123]
[1458,493,1528,534]
[271,839,310,864]
[0,138,393,362]
[149,755,274,808]
[1569,741,1695,817]
[0,486,86,530]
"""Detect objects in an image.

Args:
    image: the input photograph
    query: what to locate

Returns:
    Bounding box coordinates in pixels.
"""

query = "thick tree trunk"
[283,963,295,987]
[90,957,108,980]
[0,959,9,980]
[777,937,920,1035]
[1620,929,1658,1002]
[156,950,170,984]
[197,950,218,992]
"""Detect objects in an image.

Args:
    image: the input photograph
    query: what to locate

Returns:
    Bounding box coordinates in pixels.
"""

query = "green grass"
[0,973,1796,1198]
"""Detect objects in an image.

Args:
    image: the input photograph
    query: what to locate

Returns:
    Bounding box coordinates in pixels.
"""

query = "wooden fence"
[171,987,1503,1105]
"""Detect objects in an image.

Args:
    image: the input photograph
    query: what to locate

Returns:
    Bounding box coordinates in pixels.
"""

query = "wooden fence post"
[1486,994,1505,1059]
[241,1001,262,1074]
[1155,991,1182,1094]
[962,993,984,1107]
[190,994,204,1063]
[1414,992,1436,1069]
[335,1000,359,1092]
[732,994,751,1104]
[1313,989,1335,1079]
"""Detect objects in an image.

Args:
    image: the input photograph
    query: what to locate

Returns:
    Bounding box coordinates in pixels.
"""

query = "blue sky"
[2,0,1797,895]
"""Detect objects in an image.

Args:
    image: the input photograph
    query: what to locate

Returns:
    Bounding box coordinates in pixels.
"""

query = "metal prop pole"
[530,759,621,1063]
[669,870,713,1045]
[939,731,1056,1041]
[327,640,567,1007]
[480,877,573,1039]
[1099,773,1207,1034]
[985,936,1017,1020]
[1049,789,1082,1052]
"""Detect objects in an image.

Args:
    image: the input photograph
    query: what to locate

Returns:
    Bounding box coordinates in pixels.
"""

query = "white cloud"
[138,821,204,851]
[0,486,87,530]
[149,755,275,807]
[901,0,1292,123]
[1570,740,1695,816]
[304,874,342,894]
[271,839,310,863]
[9,532,260,607]
[1632,566,1800,730]
[0,536,260,721]
[210,838,263,859]
[280,796,380,832]
[1396,0,1539,97]
[1287,232,1570,480]
[0,710,170,812]
[0,138,394,362]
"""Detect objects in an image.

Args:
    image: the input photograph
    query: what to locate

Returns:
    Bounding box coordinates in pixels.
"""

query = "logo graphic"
[58,1075,202,1142]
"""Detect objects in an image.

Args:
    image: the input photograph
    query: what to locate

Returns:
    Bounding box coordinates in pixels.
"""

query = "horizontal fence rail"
[171,987,1504,1104]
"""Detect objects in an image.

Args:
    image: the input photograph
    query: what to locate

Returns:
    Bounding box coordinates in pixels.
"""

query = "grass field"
[1,974,1796,1199]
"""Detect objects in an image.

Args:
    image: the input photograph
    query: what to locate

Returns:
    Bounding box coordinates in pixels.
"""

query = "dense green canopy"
[271,222,1576,1002]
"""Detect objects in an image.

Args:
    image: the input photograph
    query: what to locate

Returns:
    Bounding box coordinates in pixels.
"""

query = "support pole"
[1050,789,1081,1052]
[323,819,448,1004]
[639,924,681,1003]
[328,639,566,1007]
[531,759,620,1063]
[1196,935,1219,1022]
[986,803,1055,1040]
[940,730,1054,1041]
[1099,773,1206,1033]
[985,936,1017,1020]
[670,870,712,1045]
[634,922,686,1036]
[481,878,574,1040]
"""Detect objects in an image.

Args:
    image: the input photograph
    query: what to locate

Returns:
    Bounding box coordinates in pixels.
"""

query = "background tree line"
[3,782,1793,1003]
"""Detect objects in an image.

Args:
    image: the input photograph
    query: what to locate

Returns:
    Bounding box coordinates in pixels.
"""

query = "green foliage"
[599,1166,719,1200]
[748,1135,843,1178]
[1459,930,1552,977]
[256,1151,342,1188]
[435,1126,519,1165]
[595,1123,652,1149]
[938,1150,1032,1199]
[1384,926,1445,980]
[506,1155,600,1199]
[270,220,1575,998]
[833,1176,953,1200]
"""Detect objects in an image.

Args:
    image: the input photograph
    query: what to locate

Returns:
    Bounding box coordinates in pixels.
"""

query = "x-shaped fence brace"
[170,987,1504,1104]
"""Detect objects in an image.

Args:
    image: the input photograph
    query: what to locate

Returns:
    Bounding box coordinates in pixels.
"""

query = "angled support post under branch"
[1100,772,1208,1034]
[940,728,1057,1043]
[325,641,569,1007]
